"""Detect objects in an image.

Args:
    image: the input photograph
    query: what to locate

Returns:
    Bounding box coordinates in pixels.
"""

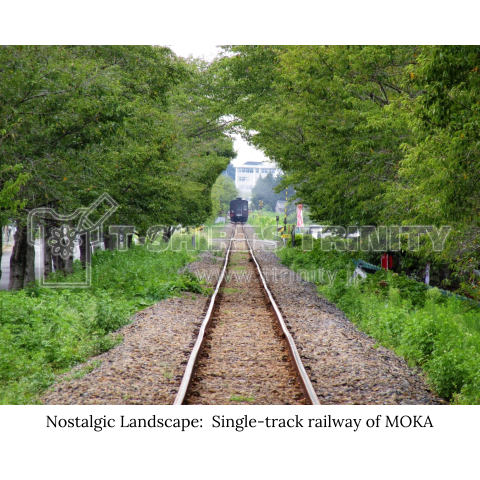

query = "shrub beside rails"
[278,237,480,404]
[0,245,202,404]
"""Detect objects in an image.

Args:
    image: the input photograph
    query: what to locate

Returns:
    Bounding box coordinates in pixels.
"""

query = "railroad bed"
[43,224,443,405]
[178,225,317,405]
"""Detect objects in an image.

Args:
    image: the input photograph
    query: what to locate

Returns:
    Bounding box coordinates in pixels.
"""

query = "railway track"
[174,224,320,405]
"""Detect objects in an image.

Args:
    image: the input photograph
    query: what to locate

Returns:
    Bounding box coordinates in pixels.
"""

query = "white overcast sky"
[169,44,270,168]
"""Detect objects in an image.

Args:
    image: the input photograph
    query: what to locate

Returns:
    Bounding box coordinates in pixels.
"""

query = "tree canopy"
[213,45,480,271]
[211,174,238,218]
[2,45,480,284]
[0,46,235,232]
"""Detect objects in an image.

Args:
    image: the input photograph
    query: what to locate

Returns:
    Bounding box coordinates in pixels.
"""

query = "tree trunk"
[79,233,87,266]
[53,256,71,277]
[127,234,133,248]
[24,241,36,287]
[63,254,73,275]
[43,225,53,280]
[9,224,28,291]
[104,232,115,251]
[52,253,61,273]
[61,221,74,275]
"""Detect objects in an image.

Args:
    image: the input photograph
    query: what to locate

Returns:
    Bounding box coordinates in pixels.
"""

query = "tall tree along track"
[174,225,320,405]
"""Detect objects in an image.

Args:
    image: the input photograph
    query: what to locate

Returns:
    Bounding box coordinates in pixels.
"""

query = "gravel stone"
[42,226,445,405]
[185,231,304,405]
[42,265,218,405]
[243,225,444,405]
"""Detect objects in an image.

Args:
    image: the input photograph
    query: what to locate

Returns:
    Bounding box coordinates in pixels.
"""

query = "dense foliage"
[0,46,234,230]
[0,46,235,289]
[0,246,202,404]
[251,172,288,211]
[214,45,480,277]
[278,240,480,403]
[211,174,238,219]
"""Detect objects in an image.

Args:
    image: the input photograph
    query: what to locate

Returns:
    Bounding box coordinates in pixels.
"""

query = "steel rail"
[242,224,321,405]
[173,222,320,405]
[173,225,236,405]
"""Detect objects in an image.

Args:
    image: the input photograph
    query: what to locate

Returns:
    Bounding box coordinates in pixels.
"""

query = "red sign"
[296,204,304,228]
[381,254,393,271]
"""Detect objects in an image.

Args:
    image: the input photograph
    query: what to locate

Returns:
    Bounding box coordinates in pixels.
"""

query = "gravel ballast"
[244,225,443,405]
[186,241,305,405]
[42,231,444,405]
[42,253,221,405]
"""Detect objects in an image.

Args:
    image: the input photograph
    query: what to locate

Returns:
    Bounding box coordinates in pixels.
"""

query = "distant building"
[234,161,281,196]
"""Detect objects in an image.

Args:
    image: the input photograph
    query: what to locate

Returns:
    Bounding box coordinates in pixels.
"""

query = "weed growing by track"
[278,239,480,404]
[230,394,255,403]
[0,246,202,404]
[62,360,103,383]
[223,288,243,295]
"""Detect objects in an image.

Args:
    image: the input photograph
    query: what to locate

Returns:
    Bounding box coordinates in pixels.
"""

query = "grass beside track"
[277,239,480,405]
[0,245,203,404]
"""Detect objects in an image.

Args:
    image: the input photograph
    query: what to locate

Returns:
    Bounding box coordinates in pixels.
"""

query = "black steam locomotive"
[229,197,249,223]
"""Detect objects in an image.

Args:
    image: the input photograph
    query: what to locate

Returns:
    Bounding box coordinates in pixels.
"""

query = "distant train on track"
[229,197,249,223]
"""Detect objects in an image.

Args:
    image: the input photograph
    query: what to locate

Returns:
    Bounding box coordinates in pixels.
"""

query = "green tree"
[0,165,29,282]
[251,172,288,211]
[0,166,29,222]
[167,57,236,227]
[0,46,234,288]
[215,45,418,226]
[0,46,188,287]
[391,45,480,270]
[211,174,238,218]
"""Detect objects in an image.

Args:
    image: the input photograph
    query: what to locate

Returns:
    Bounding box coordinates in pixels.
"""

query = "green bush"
[286,234,302,247]
[277,238,480,404]
[0,245,202,404]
